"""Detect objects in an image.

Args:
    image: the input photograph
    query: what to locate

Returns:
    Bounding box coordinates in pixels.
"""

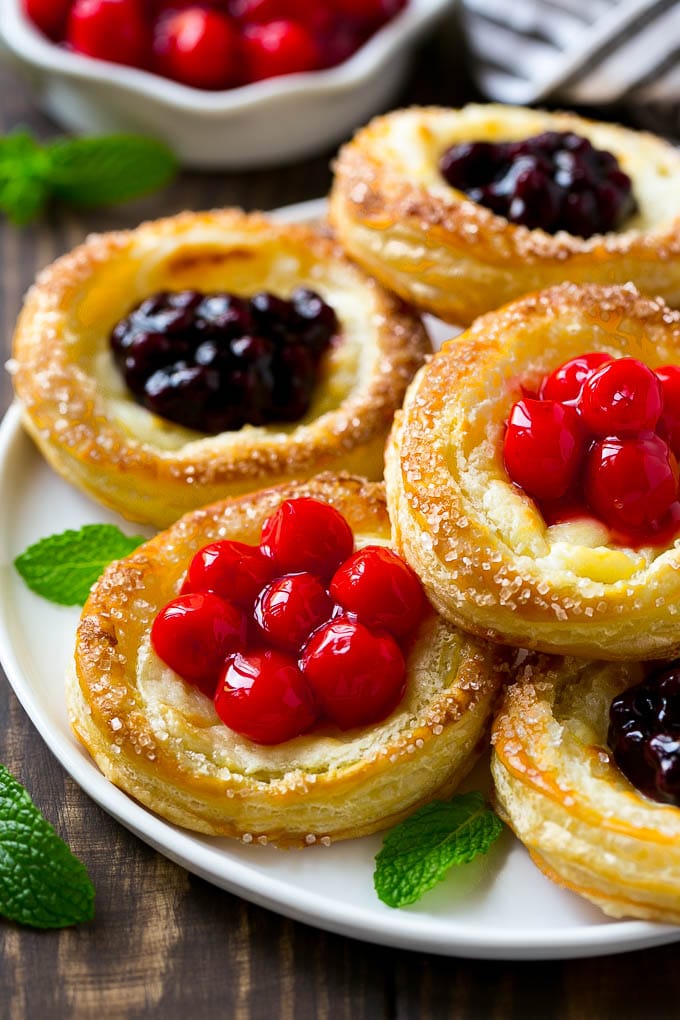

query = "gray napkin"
[461,0,680,137]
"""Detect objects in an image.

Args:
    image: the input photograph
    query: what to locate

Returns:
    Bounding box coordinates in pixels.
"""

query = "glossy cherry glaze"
[110,287,337,433]
[608,661,680,806]
[504,353,680,547]
[300,616,406,729]
[181,540,274,610]
[215,649,318,745]
[330,545,425,637]
[254,572,332,652]
[439,131,637,238]
[151,498,427,743]
[150,592,247,698]
[259,497,353,577]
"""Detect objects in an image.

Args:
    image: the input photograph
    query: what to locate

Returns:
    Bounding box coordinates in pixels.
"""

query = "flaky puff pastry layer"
[385,283,680,661]
[68,474,508,847]
[11,209,429,528]
[329,104,680,326]
[492,655,680,924]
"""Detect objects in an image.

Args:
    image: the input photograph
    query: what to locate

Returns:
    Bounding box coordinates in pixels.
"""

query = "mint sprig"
[0,763,94,928]
[0,129,177,224]
[14,524,145,606]
[374,792,504,908]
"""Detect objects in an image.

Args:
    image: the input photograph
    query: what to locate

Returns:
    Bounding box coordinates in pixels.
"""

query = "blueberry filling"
[439,131,637,238]
[608,661,680,806]
[110,288,338,432]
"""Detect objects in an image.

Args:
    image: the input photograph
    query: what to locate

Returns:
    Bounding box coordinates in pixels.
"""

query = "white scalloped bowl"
[0,0,452,168]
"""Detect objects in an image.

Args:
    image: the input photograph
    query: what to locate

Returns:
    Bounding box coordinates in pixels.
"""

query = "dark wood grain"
[1,24,680,1020]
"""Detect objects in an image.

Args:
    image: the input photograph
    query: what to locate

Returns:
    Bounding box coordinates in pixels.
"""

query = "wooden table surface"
[2,23,680,1019]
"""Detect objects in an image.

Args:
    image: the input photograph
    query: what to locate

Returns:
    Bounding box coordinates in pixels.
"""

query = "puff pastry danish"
[385,282,680,661]
[11,209,429,527]
[492,654,680,923]
[68,474,507,846]
[330,104,680,325]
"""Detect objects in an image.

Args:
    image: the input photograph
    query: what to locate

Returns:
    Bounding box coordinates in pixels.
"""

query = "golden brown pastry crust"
[330,104,680,326]
[11,209,430,528]
[68,474,508,847]
[385,282,680,660]
[492,654,680,924]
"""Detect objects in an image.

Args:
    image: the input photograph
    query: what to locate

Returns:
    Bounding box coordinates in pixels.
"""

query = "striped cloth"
[461,0,680,137]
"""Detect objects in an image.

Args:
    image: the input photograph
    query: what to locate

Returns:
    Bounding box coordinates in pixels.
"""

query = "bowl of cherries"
[1,0,452,167]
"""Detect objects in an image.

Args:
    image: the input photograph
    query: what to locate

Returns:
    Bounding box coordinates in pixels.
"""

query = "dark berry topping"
[439,131,637,238]
[608,662,680,805]
[110,287,338,432]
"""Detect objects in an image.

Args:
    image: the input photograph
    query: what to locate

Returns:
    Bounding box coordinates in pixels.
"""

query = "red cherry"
[580,358,663,436]
[301,617,405,729]
[242,19,320,81]
[585,434,679,533]
[215,649,317,744]
[330,545,425,638]
[540,352,612,403]
[182,540,274,610]
[503,398,584,502]
[22,0,72,39]
[67,0,150,67]
[254,572,332,652]
[260,498,354,577]
[656,365,680,456]
[151,592,247,697]
[153,7,240,89]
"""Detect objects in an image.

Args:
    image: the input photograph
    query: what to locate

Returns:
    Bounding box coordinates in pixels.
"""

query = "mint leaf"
[14,524,145,606]
[47,135,177,207]
[0,129,177,224]
[0,129,51,224]
[374,792,503,908]
[0,763,94,928]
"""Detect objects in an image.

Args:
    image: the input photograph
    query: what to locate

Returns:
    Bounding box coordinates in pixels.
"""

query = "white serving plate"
[1,200,679,960]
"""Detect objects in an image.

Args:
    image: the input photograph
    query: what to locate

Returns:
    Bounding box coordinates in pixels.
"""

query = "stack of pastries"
[11,103,680,923]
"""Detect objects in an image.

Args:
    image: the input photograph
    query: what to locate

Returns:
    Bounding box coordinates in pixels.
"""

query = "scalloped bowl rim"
[1,0,453,113]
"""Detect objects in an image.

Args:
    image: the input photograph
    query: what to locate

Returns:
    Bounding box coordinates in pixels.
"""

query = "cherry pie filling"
[503,354,680,548]
[439,131,637,238]
[150,497,427,745]
[110,287,338,433]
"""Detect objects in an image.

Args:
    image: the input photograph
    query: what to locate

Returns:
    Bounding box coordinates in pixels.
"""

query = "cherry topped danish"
[68,475,507,846]
[385,282,680,661]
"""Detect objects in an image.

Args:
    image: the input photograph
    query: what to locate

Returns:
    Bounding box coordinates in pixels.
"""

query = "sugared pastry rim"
[492,654,680,924]
[68,475,507,847]
[10,208,430,528]
[329,104,680,325]
[385,282,680,661]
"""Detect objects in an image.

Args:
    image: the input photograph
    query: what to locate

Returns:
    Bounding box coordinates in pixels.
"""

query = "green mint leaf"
[0,763,94,928]
[374,792,503,908]
[14,524,145,606]
[0,128,51,224]
[46,135,177,207]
